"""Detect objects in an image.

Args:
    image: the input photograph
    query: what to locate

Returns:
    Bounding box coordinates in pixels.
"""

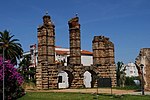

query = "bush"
[124,76,140,90]
[0,56,25,99]
[125,77,135,86]
[125,76,140,86]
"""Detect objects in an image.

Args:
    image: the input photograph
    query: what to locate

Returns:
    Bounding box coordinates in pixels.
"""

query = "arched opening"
[58,70,73,88]
[83,70,97,88]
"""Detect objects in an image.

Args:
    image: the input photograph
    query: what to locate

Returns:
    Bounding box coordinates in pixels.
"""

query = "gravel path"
[26,88,136,95]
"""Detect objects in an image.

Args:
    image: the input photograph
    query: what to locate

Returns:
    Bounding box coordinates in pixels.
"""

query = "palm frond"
[0,30,23,65]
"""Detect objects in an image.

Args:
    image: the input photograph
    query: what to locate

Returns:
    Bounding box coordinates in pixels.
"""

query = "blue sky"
[0,0,150,64]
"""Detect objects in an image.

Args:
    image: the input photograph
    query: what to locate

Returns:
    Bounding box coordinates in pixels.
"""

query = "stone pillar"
[36,14,57,89]
[71,65,84,88]
[92,36,116,87]
[92,36,115,65]
[48,65,58,88]
[68,17,81,65]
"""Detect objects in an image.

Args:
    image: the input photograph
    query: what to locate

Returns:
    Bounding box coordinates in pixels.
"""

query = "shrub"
[125,77,135,86]
[124,76,140,90]
[0,56,25,99]
[125,76,140,86]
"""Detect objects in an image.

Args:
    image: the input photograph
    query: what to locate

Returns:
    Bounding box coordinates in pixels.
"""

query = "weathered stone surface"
[135,48,150,91]
[36,14,57,89]
[92,36,115,65]
[68,17,81,65]
[36,15,117,89]
[92,36,116,87]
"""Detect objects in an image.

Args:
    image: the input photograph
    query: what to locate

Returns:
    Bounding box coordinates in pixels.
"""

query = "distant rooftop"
[23,46,92,56]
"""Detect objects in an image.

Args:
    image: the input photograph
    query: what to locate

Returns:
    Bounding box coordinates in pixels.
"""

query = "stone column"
[36,14,57,89]
[92,36,116,87]
[68,17,81,65]
[67,16,83,88]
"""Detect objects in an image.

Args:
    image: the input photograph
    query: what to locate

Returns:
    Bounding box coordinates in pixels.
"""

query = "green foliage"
[114,85,140,90]
[125,76,139,86]
[116,61,126,87]
[18,55,36,83]
[114,76,140,90]
[125,77,135,86]
[124,76,141,90]
[0,30,23,65]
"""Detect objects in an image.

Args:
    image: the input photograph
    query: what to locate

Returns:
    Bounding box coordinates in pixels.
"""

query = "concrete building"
[125,62,139,77]
[22,45,93,68]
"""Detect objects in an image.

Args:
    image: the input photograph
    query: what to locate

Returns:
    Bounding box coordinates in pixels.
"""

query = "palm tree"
[0,30,23,65]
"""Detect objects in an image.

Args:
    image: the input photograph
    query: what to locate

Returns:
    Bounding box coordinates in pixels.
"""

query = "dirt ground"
[26,88,135,95]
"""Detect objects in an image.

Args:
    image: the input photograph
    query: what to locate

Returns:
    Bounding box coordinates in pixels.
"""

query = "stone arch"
[83,70,97,88]
[83,71,91,88]
[58,71,68,88]
[58,69,73,88]
[64,70,74,88]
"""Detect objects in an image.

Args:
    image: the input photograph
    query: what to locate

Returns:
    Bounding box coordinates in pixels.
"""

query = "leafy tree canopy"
[0,30,23,65]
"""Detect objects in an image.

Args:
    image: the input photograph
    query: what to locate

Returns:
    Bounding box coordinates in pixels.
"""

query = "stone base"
[36,64,116,89]
[97,64,116,87]
[71,65,84,88]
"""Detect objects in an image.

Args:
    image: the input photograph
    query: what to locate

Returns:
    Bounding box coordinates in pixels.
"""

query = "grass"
[114,85,141,90]
[18,92,150,100]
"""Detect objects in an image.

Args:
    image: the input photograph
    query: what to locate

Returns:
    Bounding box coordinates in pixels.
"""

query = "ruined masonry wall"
[92,36,116,87]
[71,66,84,88]
[136,48,150,91]
[36,15,117,89]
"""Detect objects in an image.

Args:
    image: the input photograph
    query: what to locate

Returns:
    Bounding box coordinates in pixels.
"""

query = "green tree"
[18,55,31,81]
[28,67,36,83]
[116,61,126,87]
[0,30,23,65]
